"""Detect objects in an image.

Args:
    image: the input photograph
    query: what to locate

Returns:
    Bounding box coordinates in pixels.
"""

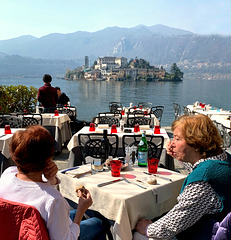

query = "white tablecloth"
[42,113,72,152]
[57,165,186,240]
[42,113,71,129]
[211,115,231,129]
[0,128,24,159]
[187,105,231,118]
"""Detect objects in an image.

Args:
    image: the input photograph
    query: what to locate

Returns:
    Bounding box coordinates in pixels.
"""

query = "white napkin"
[139,125,150,130]
[97,124,110,129]
[65,164,92,178]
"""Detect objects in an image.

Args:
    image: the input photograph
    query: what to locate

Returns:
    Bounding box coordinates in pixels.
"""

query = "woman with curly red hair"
[134,114,231,240]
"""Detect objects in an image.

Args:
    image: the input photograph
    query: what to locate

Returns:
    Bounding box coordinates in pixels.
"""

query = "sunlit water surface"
[1,77,230,127]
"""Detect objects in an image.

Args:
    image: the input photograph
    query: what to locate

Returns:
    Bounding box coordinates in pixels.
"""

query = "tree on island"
[127,57,152,69]
[170,63,184,81]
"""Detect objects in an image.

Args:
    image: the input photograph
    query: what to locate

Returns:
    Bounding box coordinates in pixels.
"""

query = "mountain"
[0,54,81,78]
[0,24,231,79]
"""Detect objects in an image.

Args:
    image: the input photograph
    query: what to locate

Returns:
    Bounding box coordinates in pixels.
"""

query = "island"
[65,56,183,82]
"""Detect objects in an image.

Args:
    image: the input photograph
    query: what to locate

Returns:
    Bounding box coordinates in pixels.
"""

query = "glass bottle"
[138,132,148,167]
[101,129,109,165]
[120,119,124,132]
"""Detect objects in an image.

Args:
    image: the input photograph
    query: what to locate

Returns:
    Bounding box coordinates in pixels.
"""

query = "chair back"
[16,113,43,126]
[62,107,76,121]
[220,126,231,149]
[78,133,119,164]
[96,116,120,127]
[173,103,181,120]
[98,112,122,119]
[151,106,164,112]
[0,115,23,128]
[22,116,39,127]
[138,102,152,109]
[122,135,164,159]
[127,110,146,116]
[126,117,151,127]
[183,106,192,115]
[0,114,11,127]
[109,102,123,113]
[0,198,50,240]
[151,108,164,125]
[213,120,223,136]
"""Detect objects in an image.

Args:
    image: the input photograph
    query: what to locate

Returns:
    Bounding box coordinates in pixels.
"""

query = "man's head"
[43,74,52,83]
[55,86,61,96]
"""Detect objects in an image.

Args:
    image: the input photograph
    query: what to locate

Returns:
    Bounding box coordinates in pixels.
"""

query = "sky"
[1,0,231,40]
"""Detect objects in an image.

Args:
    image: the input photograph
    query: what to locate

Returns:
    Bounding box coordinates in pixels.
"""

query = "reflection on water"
[1,77,231,126]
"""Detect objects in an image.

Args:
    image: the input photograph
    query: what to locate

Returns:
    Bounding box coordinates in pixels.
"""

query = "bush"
[0,85,38,113]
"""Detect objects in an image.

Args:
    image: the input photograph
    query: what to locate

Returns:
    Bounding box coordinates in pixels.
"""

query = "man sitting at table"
[37,74,58,112]
[56,86,70,106]
[0,125,106,240]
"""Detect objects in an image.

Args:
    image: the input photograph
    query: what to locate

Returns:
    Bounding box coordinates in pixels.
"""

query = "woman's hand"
[74,189,93,225]
[166,141,174,157]
[44,159,58,185]
[135,219,152,235]
[77,189,93,211]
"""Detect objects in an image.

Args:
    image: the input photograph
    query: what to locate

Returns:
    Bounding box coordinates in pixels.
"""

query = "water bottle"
[138,132,148,167]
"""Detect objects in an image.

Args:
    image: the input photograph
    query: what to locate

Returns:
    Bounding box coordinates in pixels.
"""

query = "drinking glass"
[148,158,159,174]
[111,124,117,133]
[154,125,160,134]
[134,124,140,133]
[4,125,12,134]
[89,123,95,131]
[110,160,122,177]
[54,110,59,116]
[121,110,125,115]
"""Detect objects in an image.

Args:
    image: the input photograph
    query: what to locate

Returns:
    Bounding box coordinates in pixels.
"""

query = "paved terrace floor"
[53,127,189,176]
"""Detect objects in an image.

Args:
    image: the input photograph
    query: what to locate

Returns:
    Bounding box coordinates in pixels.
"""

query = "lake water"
[1,77,231,127]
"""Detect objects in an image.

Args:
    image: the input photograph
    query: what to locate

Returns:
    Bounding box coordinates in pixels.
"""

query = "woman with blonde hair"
[133,114,231,240]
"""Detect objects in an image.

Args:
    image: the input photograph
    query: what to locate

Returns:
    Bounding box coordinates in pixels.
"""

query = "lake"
[1,77,231,127]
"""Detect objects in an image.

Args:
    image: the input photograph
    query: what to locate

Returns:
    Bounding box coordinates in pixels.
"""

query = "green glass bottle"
[138,132,148,167]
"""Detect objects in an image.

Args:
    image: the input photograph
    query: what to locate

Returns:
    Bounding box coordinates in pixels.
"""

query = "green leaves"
[0,85,38,113]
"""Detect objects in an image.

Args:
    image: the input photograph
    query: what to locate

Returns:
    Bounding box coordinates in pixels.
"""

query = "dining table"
[41,113,72,153]
[187,104,231,118]
[57,164,187,240]
[211,115,231,129]
[0,128,24,175]
[67,126,174,170]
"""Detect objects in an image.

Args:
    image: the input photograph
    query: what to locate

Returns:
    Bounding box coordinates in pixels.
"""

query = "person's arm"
[65,93,70,103]
[136,182,222,239]
[43,159,59,185]
[47,195,80,240]
[37,88,42,102]
[73,189,93,225]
